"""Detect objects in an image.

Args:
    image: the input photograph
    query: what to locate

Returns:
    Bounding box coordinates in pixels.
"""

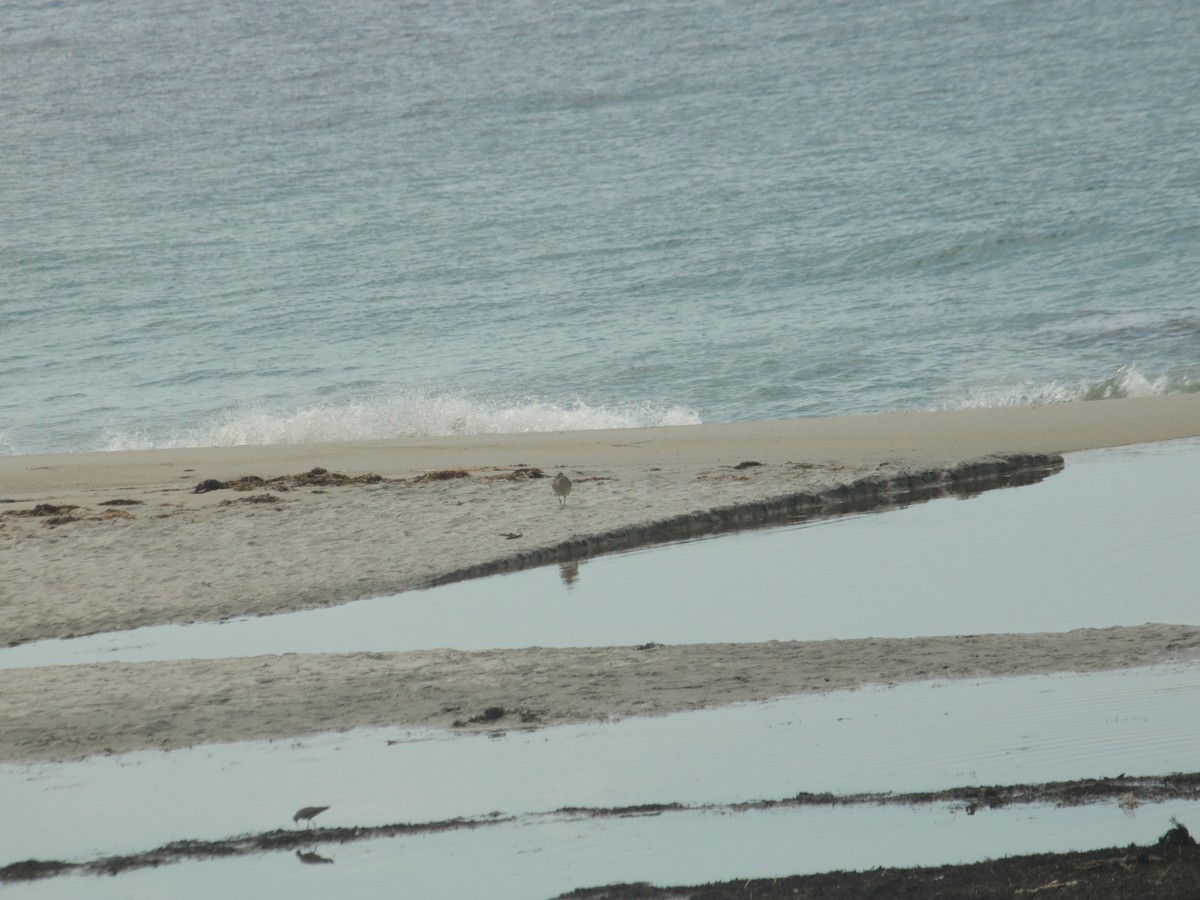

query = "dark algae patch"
[738,772,1200,814]
[7,821,1197,896]
[0,815,512,883]
[0,859,74,882]
[5,774,1197,888]
[429,453,1064,588]
[558,822,1200,900]
[188,466,496,494]
[193,468,390,493]
[452,705,543,727]
[2,503,135,527]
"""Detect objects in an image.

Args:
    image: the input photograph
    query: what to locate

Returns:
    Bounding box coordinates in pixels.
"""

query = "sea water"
[2,0,1199,455]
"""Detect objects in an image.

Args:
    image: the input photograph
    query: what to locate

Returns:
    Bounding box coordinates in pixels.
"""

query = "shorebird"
[552,472,572,508]
[293,805,330,828]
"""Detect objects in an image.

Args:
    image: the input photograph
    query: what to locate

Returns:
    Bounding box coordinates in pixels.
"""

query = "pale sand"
[2,395,1200,763]
[2,625,1199,764]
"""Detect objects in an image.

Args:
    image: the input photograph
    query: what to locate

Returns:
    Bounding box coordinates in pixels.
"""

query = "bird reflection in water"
[559,559,581,586]
[296,849,335,865]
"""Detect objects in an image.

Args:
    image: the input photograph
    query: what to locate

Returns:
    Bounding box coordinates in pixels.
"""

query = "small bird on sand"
[293,805,330,828]
[552,472,572,508]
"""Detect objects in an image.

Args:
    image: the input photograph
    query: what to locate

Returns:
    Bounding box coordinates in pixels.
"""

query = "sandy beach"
[3,394,1200,764]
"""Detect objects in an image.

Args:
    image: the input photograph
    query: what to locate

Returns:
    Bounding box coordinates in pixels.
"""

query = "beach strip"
[2,624,1198,763]
[2,395,1200,762]
[4,395,1200,645]
[4,394,1200,499]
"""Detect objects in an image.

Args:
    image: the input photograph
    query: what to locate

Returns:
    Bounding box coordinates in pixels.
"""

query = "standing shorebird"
[293,805,330,828]
[552,472,572,508]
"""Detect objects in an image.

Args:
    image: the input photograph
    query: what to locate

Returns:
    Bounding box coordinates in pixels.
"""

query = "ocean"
[2,0,1198,456]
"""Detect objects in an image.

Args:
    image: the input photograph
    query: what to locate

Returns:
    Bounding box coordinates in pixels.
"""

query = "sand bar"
[5,394,1200,499]
[2,624,1198,764]
[4,394,1200,645]
[2,395,1200,762]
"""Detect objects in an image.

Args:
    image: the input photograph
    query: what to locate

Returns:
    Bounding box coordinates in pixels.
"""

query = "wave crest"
[950,364,1200,410]
[103,391,703,451]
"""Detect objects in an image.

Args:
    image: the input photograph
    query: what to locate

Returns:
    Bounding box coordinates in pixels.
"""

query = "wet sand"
[2,395,1200,764]
[2,625,1198,763]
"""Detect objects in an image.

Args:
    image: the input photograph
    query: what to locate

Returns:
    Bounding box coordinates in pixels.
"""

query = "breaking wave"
[102,390,703,451]
[948,364,1200,411]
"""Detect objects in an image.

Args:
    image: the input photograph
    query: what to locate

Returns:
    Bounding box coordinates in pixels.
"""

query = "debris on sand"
[3,503,134,527]
[194,468,390,494]
[406,469,470,485]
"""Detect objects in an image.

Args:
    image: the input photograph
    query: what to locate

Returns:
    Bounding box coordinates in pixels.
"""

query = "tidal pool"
[3,437,1198,668]
[5,800,1197,900]
[5,439,1199,897]
[3,663,1197,868]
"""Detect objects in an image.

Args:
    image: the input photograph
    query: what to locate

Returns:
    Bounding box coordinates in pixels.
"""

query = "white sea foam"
[946,364,1200,411]
[84,365,1200,454]
[102,390,702,451]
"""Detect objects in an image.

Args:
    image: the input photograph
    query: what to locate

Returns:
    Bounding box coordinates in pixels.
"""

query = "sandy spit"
[1,395,1199,763]
[2,624,1198,764]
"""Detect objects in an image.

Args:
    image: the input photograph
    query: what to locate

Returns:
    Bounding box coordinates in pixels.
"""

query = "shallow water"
[5,438,1198,668]
[3,664,1197,868]
[7,442,1200,895]
[6,801,1197,900]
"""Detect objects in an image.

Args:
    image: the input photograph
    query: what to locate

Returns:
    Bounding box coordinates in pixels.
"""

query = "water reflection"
[5,798,1197,900]
[4,439,1200,896]
[1,439,1196,669]
[4,663,1197,867]
[558,559,581,586]
[294,849,334,865]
